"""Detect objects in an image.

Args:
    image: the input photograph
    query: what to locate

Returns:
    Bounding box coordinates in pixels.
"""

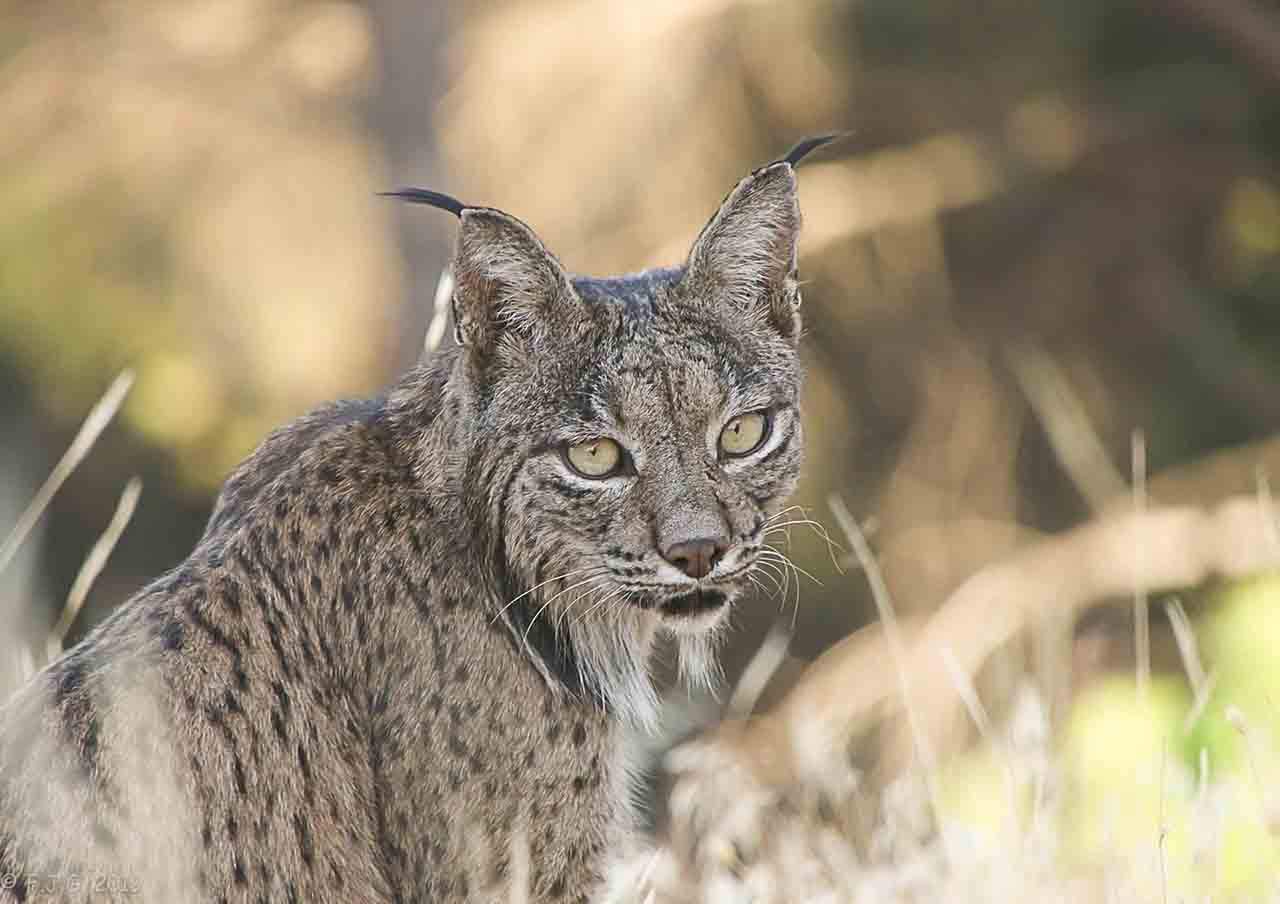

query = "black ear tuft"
[777,132,847,169]
[380,188,468,218]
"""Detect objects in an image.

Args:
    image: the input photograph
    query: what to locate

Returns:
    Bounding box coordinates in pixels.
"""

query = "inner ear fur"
[451,208,581,354]
[684,162,803,338]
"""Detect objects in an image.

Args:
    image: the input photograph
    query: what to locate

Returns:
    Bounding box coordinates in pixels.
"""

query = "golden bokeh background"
[4,0,1280,895]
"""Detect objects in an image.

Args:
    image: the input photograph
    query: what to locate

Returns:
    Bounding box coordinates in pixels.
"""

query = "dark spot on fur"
[293,813,315,868]
[53,657,99,781]
[297,743,313,786]
[271,710,288,743]
[223,689,242,715]
[446,729,469,761]
[159,617,186,651]
[223,581,243,617]
[187,602,246,670]
[263,611,293,677]
[233,755,248,796]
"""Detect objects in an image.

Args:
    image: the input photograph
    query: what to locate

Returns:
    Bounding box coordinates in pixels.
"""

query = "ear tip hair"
[779,132,848,168]
[379,188,468,217]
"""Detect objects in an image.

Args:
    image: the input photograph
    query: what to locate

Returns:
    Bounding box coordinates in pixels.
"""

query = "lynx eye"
[564,438,623,478]
[719,411,770,458]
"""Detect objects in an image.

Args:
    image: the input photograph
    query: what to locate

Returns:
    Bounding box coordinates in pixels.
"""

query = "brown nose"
[662,537,727,580]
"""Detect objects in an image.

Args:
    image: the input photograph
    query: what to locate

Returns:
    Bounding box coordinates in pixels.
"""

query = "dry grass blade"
[1005,341,1128,511]
[424,267,454,354]
[13,644,36,691]
[1258,466,1280,555]
[828,494,946,845]
[938,645,994,742]
[774,491,1280,795]
[725,622,792,720]
[1224,706,1274,831]
[939,645,1023,838]
[1133,430,1150,704]
[1164,597,1216,734]
[0,370,135,577]
[46,476,142,662]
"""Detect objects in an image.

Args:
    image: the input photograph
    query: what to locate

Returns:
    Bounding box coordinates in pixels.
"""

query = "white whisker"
[761,512,845,572]
[521,574,610,646]
[491,565,605,624]
[751,559,786,596]
[760,546,824,587]
[555,581,605,632]
[571,584,630,629]
[763,504,808,525]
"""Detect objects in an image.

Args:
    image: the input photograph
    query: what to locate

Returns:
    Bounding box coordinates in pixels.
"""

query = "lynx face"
[398,145,822,710]
[490,266,805,634]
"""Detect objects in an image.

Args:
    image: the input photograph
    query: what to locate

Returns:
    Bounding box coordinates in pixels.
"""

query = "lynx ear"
[684,163,802,337]
[384,188,577,357]
[449,208,577,354]
[685,136,838,338]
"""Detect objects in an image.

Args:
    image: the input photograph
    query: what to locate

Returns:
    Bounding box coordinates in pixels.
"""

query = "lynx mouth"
[658,588,728,618]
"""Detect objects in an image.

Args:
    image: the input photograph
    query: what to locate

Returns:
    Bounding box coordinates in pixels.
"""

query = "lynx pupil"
[719,411,768,457]
[566,437,622,478]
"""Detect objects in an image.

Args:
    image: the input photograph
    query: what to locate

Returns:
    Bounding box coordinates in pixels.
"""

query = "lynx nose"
[662,537,727,580]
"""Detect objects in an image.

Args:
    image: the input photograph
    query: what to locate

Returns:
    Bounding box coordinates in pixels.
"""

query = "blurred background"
[3,0,1280,896]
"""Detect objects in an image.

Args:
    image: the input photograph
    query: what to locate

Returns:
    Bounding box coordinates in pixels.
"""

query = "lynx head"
[392,138,834,722]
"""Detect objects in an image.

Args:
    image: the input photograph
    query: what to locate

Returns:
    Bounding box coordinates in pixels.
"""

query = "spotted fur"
[0,146,819,903]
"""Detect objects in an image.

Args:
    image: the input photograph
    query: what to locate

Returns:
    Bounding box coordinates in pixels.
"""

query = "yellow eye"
[719,412,769,457]
[565,438,623,478]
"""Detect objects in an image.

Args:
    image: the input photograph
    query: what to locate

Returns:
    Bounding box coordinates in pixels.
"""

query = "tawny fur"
[0,151,816,903]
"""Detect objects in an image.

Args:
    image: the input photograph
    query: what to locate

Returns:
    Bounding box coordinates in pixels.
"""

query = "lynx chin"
[0,136,835,903]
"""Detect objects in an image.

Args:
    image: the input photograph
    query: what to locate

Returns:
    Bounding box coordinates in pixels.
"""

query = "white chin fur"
[672,616,727,696]
[560,589,730,732]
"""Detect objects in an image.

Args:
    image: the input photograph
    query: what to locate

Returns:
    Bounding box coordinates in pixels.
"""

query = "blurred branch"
[1136,433,1280,507]
[741,482,1280,783]
[1159,0,1280,89]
